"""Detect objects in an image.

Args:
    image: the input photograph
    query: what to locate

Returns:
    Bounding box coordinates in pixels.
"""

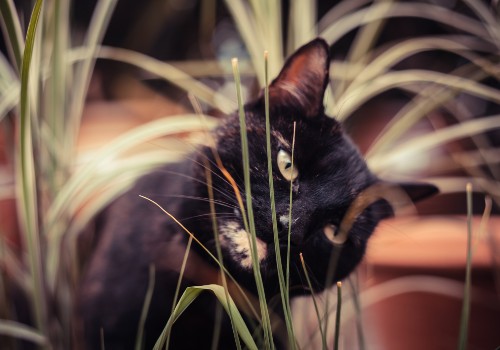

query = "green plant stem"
[66,0,118,159]
[334,281,343,350]
[135,265,155,350]
[205,160,242,350]
[458,183,473,350]
[18,0,47,339]
[232,57,274,350]
[348,276,366,350]
[264,51,296,349]
[299,254,327,350]
[165,236,193,350]
[0,0,24,72]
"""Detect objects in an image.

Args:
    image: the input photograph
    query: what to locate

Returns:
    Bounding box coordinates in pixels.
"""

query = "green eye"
[277,149,298,181]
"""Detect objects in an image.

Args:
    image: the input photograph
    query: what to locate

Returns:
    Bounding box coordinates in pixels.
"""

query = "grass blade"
[264,51,296,349]
[335,70,500,119]
[232,57,274,349]
[153,285,258,350]
[75,46,237,114]
[17,0,46,336]
[368,115,500,173]
[0,319,47,346]
[299,253,327,350]
[320,3,489,48]
[457,183,473,350]
[204,160,243,350]
[164,236,193,350]
[0,0,24,71]
[334,281,342,350]
[66,0,118,156]
[135,264,155,350]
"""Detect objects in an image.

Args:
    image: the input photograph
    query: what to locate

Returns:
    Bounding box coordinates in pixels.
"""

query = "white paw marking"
[219,221,267,269]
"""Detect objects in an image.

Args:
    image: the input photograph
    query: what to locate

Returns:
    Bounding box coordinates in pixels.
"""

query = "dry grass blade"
[80,46,237,113]
[369,115,500,173]
[335,70,500,119]
[321,2,490,47]
[457,183,473,350]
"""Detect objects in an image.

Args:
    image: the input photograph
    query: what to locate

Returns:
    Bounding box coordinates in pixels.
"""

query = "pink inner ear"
[269,39,330,118]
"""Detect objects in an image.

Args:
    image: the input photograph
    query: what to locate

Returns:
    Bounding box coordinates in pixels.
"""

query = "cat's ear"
[376,181,439,219]
[269,38,330,118]
[397,182,439,203]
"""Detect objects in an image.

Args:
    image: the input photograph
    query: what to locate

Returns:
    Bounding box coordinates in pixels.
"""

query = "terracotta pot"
[362,216,500,350]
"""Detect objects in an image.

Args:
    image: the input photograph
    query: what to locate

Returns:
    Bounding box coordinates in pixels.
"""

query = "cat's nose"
[277,215,306,246]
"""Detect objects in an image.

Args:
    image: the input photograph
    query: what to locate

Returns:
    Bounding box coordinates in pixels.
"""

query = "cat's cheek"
[219,221,268,270]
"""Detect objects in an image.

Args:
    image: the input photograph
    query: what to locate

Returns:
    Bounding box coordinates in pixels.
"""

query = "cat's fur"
[79,38,437,349]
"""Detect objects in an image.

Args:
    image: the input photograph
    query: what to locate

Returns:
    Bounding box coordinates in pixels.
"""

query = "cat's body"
[79,39,436,349]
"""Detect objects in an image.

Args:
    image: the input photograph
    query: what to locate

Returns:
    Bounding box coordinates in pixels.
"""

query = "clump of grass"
[0,0,499,349]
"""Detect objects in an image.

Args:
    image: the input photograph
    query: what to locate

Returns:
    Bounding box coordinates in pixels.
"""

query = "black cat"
[79,38,437,349]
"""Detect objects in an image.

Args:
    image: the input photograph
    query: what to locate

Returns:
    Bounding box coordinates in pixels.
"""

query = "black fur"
[79,38,437,349]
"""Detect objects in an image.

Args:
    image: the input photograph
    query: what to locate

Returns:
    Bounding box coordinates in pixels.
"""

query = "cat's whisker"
[155,169,239,205]
[179,213,238,222]
[152,194,240,211]
[189,153,245,193]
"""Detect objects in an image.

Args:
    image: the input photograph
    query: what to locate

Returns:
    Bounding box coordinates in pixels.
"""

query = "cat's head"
[191,38,437,295]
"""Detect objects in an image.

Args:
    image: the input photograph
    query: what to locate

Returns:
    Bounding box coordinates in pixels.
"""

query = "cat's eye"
[323,224,346,245]
[277,149,298,182]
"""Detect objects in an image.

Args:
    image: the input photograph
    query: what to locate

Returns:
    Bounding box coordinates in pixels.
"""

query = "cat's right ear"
[269,38,330,118]
[376,181,439,219]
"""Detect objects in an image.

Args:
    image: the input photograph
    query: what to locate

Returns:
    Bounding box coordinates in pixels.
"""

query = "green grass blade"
[368,115,500,173]
[264,51,296,350]
[224,0,283,85]
[135,265,155,350]
[457,183,473,350]
[320,3,490,48]
[334,0,392,98]
[66,0,118,156]
[45,0,71,186]
[334,281,342,350]
[335,70,500,119]
[45,115,217,290]
[204,160,243,350]
[77,46,237,114]
[17,0,46,336]
[343,36,494,93]
[164,236,193,350]
[299,253,327,349]
[139,195,260,320]
[0,319,47,346]
[232,57,274,349]
[223,0,265,84]
[0,83,20,122]
[0,0,24,72]
[287,0,317,52]
[154,285,258,350]
[348,276,366,350]
[364,64,492,156]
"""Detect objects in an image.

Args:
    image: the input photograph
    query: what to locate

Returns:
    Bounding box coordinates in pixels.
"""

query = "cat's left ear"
[269,38,330,118]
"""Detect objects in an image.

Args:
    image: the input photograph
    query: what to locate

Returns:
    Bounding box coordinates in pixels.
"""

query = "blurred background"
[0,0,499,349]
